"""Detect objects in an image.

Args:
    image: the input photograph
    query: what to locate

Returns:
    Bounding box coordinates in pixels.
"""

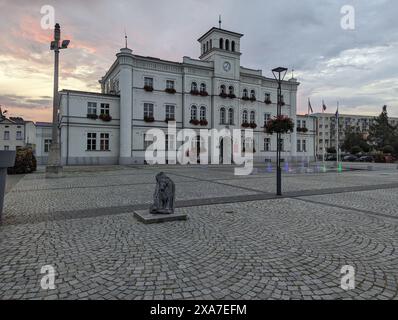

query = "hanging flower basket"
[99,113,112,122]
[144,85,154,92]
[190,119,200,126]
[165,88,176,94]
[144,116,155,123]
[264,115,294,134]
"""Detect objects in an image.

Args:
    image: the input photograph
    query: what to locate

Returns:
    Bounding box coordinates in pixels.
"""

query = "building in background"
[311,112,398,156]
[0,114,35,151]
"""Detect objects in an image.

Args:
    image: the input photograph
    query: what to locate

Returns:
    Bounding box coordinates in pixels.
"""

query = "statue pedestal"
[134,210,187,224]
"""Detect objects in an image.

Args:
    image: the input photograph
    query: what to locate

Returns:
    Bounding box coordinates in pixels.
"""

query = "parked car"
[343,155,358,162]
[355,155,374,163]
[326,154,337,161]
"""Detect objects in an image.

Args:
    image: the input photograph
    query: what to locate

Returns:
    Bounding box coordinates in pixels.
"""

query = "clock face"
[223,62,231,72]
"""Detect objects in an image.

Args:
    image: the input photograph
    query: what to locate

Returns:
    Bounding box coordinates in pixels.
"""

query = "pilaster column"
[117,48,133,165]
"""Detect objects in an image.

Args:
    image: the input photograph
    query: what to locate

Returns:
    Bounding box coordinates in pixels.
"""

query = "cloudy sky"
[0,0,397,122]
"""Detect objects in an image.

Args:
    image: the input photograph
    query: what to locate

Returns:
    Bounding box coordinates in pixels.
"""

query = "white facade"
[56,26,315,165]
[0,115,35,151]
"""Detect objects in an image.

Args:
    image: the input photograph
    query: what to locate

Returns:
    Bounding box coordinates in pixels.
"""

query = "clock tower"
[198,27,243,81]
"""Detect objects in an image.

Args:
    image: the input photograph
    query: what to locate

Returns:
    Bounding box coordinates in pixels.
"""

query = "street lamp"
[46,23,70,177]
[272,67,288,196]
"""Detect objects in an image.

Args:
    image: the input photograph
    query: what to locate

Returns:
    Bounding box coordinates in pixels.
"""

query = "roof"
[59,89,120,98]
[198,27,244,42]
[35,122,52,127]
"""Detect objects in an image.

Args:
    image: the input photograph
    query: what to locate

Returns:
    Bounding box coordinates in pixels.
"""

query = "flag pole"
[322,101,325,165]
[336,101,340,172]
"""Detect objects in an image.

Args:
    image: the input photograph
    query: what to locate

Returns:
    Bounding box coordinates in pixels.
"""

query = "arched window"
[220,85,226,94]
[220,107,226,124]
[243,89,248,98]
[250,111,256,123]
[191,82,198,91]
[200,106,206,120]
[231,41,236,52]
[219,38,224,49]
[191,105,197,120]
[242,110,248,123]
[229,86,234,95]
[200,83,206,93]
[225,39,230,51]
[250,90,256,99]
[228,108,234,125]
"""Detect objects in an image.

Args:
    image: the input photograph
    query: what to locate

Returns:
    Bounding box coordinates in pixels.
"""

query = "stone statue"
[150,172,175,215]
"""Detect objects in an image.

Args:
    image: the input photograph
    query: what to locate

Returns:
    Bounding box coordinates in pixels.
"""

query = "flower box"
[241,96,250,101]
[87,113,98,120]
[200,119,208,126]
[264,115,294,134]
[99,114,112,122]
[165,88,176,94]
[241,122,250,128]
[199,91,209,97]
[228,94,236,99]
[165,118,176,123]
[190,90,200,96]
[190,119,200,126]
[249,123,257,129]
[144,85,154,92]
[144,116,155,123]
[250,97,256,102]
[265,99,272,105]
[219,92,228,98]
[297,127,308,133]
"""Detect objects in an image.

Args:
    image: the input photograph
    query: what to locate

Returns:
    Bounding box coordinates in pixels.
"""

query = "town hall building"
[55,26,315,165]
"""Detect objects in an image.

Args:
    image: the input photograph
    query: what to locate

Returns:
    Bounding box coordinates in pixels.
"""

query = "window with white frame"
[100,103,110,115]
[4,146,9,150]
[87,133,97,151]
[229,86,234,95]
[220,85,226,94]
[4,131,9,140]
[265,93,271,101]
[264,113,271,125]
[166,80,175,90]
[228,108,234,125]
[302,120,307,128]
[166,105,175,120]
[220,107,226,124]
[250,111,256,123]
[144,133,153,150]
[302,139,307,152]
[200,106,206,120]
[16,131,22,140]
[244,137,254,152]
[264,138,271,151]
[44,139,52,153]
[87,102,97,115]
[242,110,248,123]
[191,82,198,91]
[144,77,153,87]
[191,105,197,120]
[144,103,154,118]
[297,120,301,128]
[100,133,110,151]
[200,83,206,93]
[250,90,256,99]
[243,89,248,98]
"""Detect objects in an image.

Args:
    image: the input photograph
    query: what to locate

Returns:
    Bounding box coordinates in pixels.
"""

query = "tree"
[368,105,398,151]
[351,145,362,155]
[342,126,371,153]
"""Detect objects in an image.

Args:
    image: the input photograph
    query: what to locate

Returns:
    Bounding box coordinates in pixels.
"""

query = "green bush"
[7,147,37,174]
[383,145,394,154]
[350,145,362,155]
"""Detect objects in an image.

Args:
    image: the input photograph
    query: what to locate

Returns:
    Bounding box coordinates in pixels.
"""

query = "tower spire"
[219,15,222,29]
[124,28,128,48]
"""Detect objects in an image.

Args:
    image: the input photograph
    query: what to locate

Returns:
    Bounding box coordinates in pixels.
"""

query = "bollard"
[0,151,16,220]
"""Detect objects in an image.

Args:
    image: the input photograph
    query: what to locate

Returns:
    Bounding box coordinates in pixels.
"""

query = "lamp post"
[46,23,70,177]
[272,67,288,196]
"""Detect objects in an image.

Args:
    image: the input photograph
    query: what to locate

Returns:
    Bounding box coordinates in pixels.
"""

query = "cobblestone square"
[1,164,398,300]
